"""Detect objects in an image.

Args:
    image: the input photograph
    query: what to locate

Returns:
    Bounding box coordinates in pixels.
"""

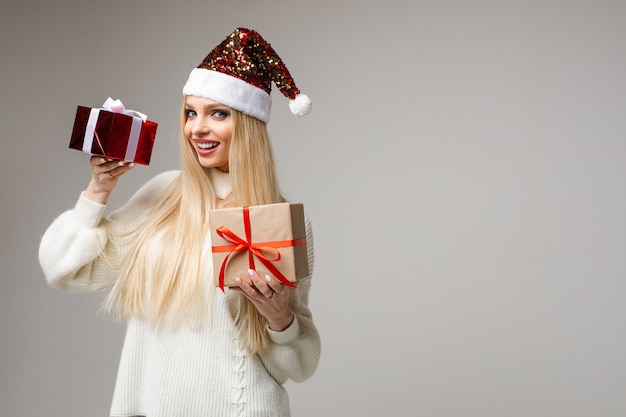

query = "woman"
[39,27,320,417]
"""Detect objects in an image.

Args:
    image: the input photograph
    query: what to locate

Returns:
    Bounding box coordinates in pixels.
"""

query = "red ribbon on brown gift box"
[212,206,306,292]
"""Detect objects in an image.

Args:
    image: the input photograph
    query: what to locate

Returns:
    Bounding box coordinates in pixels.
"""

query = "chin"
[197,157,227,171]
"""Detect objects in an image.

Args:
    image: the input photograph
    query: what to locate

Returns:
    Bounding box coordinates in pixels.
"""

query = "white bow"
[102,97,148,121]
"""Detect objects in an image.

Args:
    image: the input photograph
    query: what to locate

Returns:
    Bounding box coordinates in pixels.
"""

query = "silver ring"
[265,291,275,300]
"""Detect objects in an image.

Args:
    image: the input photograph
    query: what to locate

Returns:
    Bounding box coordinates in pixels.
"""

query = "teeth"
[198,142,218,150]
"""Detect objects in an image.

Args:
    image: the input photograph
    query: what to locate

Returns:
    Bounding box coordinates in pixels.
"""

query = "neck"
[210,168,232,200]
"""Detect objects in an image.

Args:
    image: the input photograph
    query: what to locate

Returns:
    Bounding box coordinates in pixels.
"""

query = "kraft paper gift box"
[69,98,158,165]
[209,203,309,290]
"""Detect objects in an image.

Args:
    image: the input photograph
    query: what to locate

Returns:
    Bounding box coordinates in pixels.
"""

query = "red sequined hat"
[182,28,311,123]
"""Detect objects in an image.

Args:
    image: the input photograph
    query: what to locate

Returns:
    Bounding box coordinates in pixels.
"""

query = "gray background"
[1,0,625,416]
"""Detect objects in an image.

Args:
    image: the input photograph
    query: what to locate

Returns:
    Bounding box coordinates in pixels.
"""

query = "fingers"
[90,156,135,182]
[233,270,295,331]
[85,157,136,204]
[235,269,281,300]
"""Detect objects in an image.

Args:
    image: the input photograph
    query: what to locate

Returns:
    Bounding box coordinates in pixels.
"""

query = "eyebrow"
[185,101,228,111]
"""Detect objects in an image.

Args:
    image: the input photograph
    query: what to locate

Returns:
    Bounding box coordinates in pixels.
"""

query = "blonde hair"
[104,98,283,354]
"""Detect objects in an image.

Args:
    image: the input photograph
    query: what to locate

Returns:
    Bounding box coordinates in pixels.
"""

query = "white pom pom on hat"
[289,94,312,116]
[182,28,311,124]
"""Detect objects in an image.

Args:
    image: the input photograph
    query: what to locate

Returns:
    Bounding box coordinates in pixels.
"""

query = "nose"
[191,116,210,137]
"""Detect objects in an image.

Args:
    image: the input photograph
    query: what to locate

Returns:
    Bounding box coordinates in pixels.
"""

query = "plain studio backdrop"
[1,0,625,416]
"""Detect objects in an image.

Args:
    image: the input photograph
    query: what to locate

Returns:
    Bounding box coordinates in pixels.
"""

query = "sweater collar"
[210,168,232,199]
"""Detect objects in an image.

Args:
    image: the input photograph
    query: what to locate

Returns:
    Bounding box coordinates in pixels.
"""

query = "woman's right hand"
[84,156,135,204]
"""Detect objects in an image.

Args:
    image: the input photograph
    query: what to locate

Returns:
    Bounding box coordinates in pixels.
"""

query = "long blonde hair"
[104,98,283,354]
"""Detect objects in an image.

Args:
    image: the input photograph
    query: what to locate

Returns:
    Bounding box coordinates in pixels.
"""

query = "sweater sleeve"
[38,170,179,293]
[258,217,321,383]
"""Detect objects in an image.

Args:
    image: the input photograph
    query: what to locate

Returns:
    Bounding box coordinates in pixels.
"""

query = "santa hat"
[182,27,311,124]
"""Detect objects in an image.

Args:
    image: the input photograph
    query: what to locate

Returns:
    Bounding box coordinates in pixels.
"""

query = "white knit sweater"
[38,170,321,417]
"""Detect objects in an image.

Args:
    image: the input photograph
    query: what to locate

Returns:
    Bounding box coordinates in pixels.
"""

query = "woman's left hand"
[234,269,295,331]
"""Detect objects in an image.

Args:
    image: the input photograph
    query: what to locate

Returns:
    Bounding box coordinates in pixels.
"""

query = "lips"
[193,139,220,154]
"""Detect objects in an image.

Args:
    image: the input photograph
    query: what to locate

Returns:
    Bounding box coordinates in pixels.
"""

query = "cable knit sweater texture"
[38,169,320,417]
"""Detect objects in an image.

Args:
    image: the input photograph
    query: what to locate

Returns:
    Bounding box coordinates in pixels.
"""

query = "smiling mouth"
[197,142,219,150]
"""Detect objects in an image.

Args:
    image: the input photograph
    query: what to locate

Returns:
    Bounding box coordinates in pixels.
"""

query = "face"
[184,96,233,171]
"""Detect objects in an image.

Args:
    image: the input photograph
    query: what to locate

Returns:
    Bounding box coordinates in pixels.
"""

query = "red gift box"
[69,98,158,165]
[210,203,310,291]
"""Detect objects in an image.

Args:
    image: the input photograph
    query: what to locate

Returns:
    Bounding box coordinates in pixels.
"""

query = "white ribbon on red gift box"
[82,97,148,161]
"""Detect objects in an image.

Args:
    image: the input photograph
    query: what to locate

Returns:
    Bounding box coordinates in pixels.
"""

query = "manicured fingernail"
[129,163,135,168]
[248,269,255,278]
[265,275,272,283]
[100,158,106,163]
[108,158,113,161]
[236,277,243,285]
[118,161,125,166]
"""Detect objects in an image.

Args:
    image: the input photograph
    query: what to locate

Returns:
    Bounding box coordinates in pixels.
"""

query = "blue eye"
[212,109,230,119]
[185,109,197,118]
